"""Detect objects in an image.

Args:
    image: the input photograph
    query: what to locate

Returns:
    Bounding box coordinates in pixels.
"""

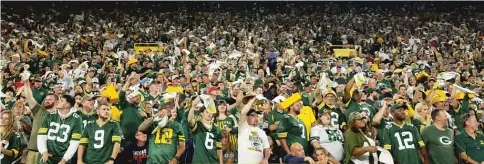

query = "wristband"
[110,157,115,161]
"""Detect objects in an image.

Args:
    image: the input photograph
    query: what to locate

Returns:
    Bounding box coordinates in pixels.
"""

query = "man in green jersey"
[77,102,122,164]
[188,97,223,163]
[422,109,455,164]
[138,101,186,164]
[37,95,83,164]
[343,78,364,121]
[455,113,484,164]
[76,94,97,129]
[277,93,308,155]
[383,104,427,164]
[315,90,346,131]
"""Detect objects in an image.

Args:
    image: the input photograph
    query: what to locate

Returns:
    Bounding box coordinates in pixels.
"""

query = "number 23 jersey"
[38,111,83,161]
[80,119,123,164]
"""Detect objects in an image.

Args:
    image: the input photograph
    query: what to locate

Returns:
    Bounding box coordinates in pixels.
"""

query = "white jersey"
[310,125,344,161]
[238,121,270,164]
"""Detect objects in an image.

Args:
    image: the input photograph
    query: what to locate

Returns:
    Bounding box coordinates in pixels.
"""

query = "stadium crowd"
[1,1,484,164]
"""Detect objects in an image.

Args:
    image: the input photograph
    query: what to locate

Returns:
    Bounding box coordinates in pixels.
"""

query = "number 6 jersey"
[38,110,83,163]
[191,121,222,163]
[79,119,123,164]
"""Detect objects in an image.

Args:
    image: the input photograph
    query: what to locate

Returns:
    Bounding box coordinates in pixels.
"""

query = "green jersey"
[191,121,222,163]
[268,109,287,139]
[182,110,201,140]
[374,117,392,143]
[277,114,308,154]
[147,121,185,164]
[79,120,122,164]
[38,111,83,164]
[360,102,376,120]
[421,125,455,164]
[317,103,346,129]
[76,110,97,129]
[383,122,425,164]
[344,99,363,121]
[1,132,22,164]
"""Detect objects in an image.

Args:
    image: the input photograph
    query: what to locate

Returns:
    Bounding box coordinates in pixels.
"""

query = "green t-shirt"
[1,132,22,164]
[191,121,222,163]
[276,114,308,154]
[343,128,371,164]
[421,125,455,164]
[383,122,425,164]
[146,121,185,164]
[455,130,484,163]
[37,111,83,164]
[119,91,144,142]
[79,120,123,164]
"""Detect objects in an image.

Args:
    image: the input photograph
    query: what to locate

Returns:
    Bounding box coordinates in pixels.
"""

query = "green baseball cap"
[34,77,43,82]
[391,104,408,112]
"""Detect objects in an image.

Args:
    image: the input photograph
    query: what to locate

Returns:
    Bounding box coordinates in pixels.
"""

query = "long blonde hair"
[413,102,428,123]
[1,110,17,140]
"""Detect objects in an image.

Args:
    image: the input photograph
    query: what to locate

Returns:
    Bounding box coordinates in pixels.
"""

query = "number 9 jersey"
[79,119,123,164]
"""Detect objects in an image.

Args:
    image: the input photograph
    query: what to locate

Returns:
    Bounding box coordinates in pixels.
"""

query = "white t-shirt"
[238,121,270,164]
[310,125,344,161]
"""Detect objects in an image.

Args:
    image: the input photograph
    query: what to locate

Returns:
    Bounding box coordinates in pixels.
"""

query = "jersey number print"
[205,132,215,149]
[394,132,415,150]
[154,128,173,144]
[47,122,71,142]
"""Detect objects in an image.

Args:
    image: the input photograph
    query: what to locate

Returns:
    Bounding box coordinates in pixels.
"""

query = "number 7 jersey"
[38,111,83,163]
[79,119,123,164]
[277,114,308,153]
[383,122,425,164]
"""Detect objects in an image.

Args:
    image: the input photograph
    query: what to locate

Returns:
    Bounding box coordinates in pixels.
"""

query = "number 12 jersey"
[383,122,425,164]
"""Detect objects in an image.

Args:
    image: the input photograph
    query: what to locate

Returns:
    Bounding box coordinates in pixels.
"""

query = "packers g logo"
[439,136,452,145]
